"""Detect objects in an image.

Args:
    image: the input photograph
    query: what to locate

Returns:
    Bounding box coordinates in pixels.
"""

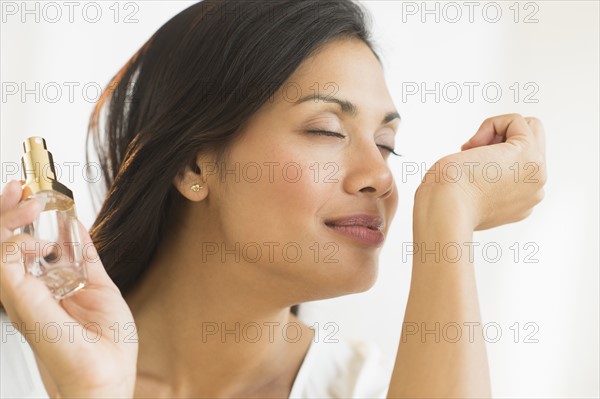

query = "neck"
[124,218,313,398]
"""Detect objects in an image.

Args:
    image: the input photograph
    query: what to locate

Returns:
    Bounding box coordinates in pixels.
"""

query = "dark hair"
[86,0,380,316]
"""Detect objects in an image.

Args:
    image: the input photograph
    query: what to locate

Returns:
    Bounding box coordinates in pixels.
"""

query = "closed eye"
[306,129,345,138]
[305,130,401,157]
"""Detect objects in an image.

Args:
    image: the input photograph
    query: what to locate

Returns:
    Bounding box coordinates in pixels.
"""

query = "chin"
[308,259,380,300]
[344,266,379,294]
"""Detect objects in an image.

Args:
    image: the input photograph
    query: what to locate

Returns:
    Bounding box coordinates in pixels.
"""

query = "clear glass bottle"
[16,136,88,300]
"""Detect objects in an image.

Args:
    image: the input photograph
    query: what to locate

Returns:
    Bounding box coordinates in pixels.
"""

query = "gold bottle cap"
[21,136,73,200]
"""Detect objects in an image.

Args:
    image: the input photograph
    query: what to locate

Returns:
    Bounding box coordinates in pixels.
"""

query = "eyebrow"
[294,94,401,125]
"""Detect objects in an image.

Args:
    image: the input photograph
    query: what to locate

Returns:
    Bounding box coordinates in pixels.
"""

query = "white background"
[1,1,598,397]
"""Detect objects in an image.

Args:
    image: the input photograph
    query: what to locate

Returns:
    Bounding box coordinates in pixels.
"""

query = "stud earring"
[190,183,203,192]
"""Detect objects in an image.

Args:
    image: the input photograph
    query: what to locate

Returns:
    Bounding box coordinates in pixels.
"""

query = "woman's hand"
[418,113,547,231]
[0,180,138,398]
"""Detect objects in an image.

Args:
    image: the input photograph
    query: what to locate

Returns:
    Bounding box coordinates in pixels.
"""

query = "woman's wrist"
[413,182,478,239]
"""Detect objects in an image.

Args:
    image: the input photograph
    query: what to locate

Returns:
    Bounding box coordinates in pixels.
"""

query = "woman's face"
[198,38,399,302]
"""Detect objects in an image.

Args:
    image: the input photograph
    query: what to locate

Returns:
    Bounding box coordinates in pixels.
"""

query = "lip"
[324,214,385,247]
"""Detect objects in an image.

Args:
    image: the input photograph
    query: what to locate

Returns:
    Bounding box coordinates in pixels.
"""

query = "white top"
[1,310,393,398]
[289,334,393,398]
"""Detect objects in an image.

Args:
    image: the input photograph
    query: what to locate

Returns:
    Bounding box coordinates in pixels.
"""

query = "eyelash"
[306,130,401,157]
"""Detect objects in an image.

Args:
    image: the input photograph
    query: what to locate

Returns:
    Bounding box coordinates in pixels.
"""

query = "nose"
[343,140,395,199]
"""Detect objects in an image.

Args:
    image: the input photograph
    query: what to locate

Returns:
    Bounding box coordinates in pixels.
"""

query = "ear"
[172,153,210,202]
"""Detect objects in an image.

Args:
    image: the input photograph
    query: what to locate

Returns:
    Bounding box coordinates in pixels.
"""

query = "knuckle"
[533,189,545,204]
[539,169,548,186]
[512,210,531,224]
[520,208,534,221]
[503,112,524,122]
[526,116,546,134]
[534,148,545,162]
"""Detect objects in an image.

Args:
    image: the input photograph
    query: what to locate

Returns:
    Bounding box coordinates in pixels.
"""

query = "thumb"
[462,114,531,150]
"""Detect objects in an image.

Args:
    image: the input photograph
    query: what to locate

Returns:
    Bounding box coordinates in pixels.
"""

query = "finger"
[0,199,44,241]
[0,180,22,214]
[0,234,74,324]
[0,233,33,318]
[463,133,504,150]
[524,117,547,183]
[1,232,123,380]
[490,134,505,145]
[462,113,533,150]
[0,231,120,378]
[525,116,546,153]
[1,180,29,310]
[0,231,52,312]
[0,273,83,371]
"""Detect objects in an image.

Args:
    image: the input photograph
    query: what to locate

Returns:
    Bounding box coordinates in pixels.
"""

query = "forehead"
[271,38,396,116]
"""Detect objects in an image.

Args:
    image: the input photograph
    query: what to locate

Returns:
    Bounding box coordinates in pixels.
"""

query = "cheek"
[219,148,332,244]
[265,153,334,237]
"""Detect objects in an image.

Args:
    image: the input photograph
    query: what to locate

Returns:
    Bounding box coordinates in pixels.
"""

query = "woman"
[0,0,546,397]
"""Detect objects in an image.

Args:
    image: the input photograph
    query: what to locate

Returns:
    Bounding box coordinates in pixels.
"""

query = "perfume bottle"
[16,136,88,300]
